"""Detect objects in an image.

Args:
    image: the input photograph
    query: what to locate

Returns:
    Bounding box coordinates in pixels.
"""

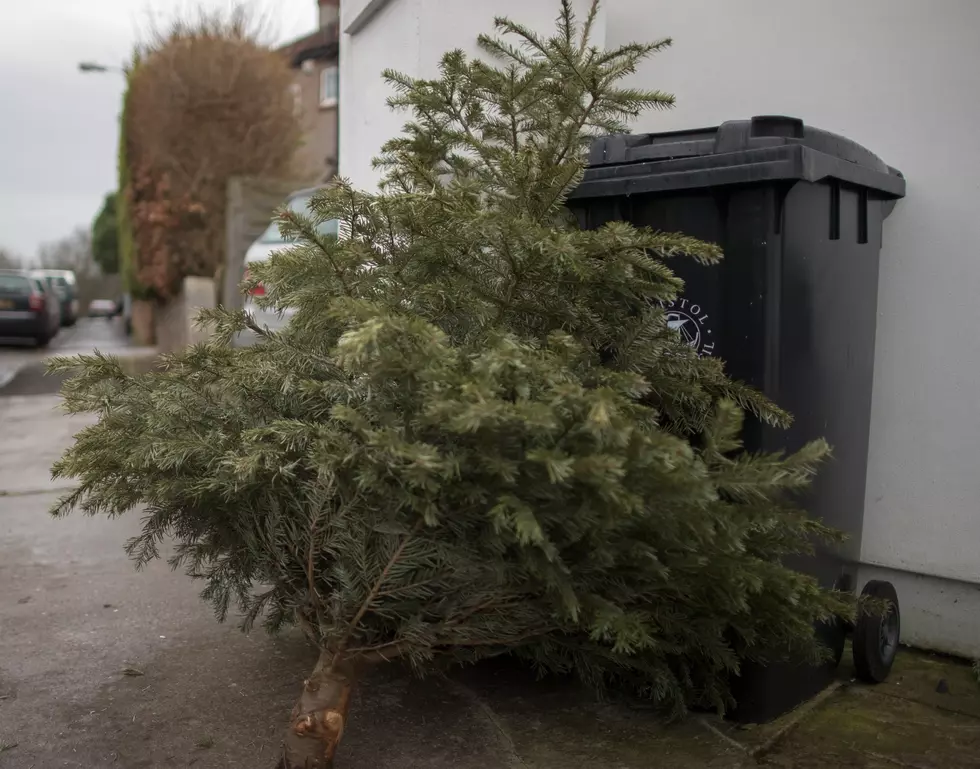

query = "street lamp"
[78,62,126,74]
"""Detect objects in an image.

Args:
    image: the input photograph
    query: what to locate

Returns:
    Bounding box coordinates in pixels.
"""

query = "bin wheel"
[853,580,900,683]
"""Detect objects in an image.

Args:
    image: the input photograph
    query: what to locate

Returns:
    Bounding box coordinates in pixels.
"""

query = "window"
[319,65,338,108]
[258,194,339,245]
[0,275,30,296]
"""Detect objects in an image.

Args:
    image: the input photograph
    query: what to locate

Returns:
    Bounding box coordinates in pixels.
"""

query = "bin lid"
[570,115,906,201]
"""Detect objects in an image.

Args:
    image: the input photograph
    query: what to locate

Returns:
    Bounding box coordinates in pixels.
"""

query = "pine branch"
[579,0,601,52]
[51,2,850,726]
[330,518,425,670]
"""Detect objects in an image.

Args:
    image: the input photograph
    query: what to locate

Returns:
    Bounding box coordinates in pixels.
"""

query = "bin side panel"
[776,182,883,576]
[572,181,883,579]
[628,189,788,451]
[624,192,729,365]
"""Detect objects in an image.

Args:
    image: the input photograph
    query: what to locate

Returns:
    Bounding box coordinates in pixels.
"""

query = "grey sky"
[0,0,316,260]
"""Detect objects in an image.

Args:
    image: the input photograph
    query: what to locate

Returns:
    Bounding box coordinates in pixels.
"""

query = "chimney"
[318,0,339,30]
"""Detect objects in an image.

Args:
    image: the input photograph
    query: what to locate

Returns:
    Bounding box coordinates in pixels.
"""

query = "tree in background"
[120,5,302,300]
[91,192,120,275]
[52,3,850,767]
[117,58,148,300]
[36,227,124,309]
[35,227,96,277]
[0,248,22,270]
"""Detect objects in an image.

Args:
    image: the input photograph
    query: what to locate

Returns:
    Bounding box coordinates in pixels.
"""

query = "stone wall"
[130,299,155,346]
[154,276,216,354]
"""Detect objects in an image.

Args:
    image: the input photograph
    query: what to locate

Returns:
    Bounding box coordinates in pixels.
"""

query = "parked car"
[88,298,118,318]
[0,270,61,347]
[31,269,78,326]
[237,187,338,344]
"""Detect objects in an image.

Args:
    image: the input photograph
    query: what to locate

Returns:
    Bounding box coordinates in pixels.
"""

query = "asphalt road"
[0,320,308,767]
[0,317,144,397]
[0,321,510,769]
[4,315,975,769]
[0,396,318,768]
[0,400,512,769]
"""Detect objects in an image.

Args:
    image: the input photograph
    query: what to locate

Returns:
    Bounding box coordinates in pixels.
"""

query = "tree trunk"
[279,655,356,769]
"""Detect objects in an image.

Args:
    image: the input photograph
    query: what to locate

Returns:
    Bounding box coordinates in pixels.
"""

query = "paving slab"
[3,353,980,769]
[0,492,511,769]
[0,396,90,496]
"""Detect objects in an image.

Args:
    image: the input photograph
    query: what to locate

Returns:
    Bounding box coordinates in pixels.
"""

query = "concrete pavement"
[0,323,740,769]
[2,403,699,769]
[0,316,152,394]
[0,322,317,768]
[2,323,980,769]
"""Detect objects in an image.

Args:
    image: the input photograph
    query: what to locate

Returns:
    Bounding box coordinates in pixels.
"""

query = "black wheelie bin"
[568,115,907,722]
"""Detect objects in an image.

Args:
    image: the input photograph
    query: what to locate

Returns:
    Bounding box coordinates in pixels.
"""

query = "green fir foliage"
[51,1,850,713]
[92,192,120,275]
[117,56,152,299]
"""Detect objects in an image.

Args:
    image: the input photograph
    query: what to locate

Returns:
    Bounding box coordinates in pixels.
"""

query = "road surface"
[2,313,977,769]
[0,319,510,769]
[0,317,147,396]
[0,318,307,767]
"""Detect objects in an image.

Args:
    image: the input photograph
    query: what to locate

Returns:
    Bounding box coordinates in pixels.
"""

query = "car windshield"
[257,194,339,244]
[0,275,30,295]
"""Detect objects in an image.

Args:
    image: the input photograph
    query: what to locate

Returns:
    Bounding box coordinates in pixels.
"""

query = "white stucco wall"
[340,0,980,656]
[340,0,601,190]
[611,0,980,658]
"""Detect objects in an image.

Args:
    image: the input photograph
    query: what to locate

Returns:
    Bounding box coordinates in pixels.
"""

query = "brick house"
[278,0,340,183]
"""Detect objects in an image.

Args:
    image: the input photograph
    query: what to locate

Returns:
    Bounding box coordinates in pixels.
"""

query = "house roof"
[277,23,339,68]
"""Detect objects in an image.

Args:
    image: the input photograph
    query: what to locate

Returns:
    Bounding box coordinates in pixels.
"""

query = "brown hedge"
[123,8,302,299]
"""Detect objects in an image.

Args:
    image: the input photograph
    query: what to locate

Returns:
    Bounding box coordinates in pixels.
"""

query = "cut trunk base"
[279,660,356,769]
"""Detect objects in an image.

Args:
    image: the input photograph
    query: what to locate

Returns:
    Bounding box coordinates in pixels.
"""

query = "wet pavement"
[0,316,149,396]
[2,319,980,769]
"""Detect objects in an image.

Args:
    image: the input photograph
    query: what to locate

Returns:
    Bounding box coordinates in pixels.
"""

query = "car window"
[318,218,339,237]
[40,276,68,296]
[258,194,338,244]
[0,275,30,295]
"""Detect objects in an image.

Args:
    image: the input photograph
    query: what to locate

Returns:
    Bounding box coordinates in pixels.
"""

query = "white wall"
[340,0,419,189]
[612,0,980,657]
[340,0,601,191]
[340,0,980,656]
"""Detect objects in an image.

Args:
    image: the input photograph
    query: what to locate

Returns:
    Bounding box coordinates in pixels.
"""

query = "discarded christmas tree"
[51,3,850,767]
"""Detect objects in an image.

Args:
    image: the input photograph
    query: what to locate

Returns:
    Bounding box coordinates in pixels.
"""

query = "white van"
[238,187,338,343]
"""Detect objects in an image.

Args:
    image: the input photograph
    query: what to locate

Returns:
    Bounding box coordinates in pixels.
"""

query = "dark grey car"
[0,270,60,347]
[31,269,78,327]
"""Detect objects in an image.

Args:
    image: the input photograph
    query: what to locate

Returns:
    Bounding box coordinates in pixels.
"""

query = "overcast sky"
[0,0,316,260]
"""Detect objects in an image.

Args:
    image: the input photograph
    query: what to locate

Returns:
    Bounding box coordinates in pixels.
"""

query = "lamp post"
[78,62,126,74]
